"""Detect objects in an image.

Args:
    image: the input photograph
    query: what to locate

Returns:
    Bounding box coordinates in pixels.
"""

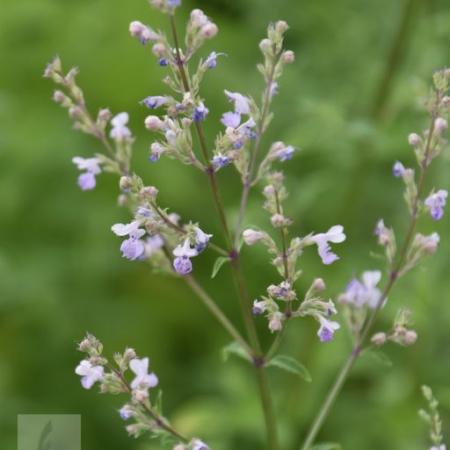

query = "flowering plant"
[45,1,449,449]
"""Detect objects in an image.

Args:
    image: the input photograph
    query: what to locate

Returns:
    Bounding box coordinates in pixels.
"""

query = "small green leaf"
[267,355,312,382]
[222,341,251,363]
[310,442,342,450]
[211,257,230,279]
[362,349,393,367]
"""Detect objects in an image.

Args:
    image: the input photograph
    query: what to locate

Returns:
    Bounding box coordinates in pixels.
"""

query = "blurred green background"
[1,0,450,449]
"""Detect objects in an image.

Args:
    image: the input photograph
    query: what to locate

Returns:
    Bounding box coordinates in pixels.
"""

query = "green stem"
[168,15,279,450]
[299,106,438,450]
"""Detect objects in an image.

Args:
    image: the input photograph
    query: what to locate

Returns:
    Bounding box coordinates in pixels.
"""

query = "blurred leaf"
[362,349,393,367]
[211,256,230,279]
[310,443,342,450]
[222,341,251,363]
[267,355,312,382]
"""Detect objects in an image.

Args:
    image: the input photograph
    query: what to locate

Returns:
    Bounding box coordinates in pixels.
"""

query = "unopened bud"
[408,133,421,146]
[434,117,448,134]
[119,176,132,191]
[312,278,326,292]
[259,38,272,53]
[200,23,218,39]
[152,42,166,58]
[145,115,163,130]
[371,332,387,346]
[140,186,159,199]
[275,20,289,34]
[282,50,295,64]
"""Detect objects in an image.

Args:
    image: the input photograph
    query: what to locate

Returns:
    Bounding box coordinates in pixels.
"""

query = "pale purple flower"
[129,21,160,45]
[110,112,131,141]
[311,225,346,265]
[212,154,231,170]
[75,360,104,389]
[252,299,266,315]
[167,0,181,7]
[149,142,165,162]
[274,145,295,162]
[243,229,266,245]
[173,238,198,275]
[192,439,210,450]
[194,227,212,252]
[415,232,440,254]
[221,111,241,128]
[130,357,158,390]
[268,312,284,332]
[424,190,448,221]
[204,51,223,69]
[317,316,340,342]
[193,102,209,122]
[112,221,146,260]
[141,96,169,109]
[392,161,405,178]
[224,90,251,115]
[119,405,135,420]
[72,157,102,191]
[339,271,383,309]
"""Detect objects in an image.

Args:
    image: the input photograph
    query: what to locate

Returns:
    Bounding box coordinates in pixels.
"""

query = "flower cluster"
[76,334,209,449]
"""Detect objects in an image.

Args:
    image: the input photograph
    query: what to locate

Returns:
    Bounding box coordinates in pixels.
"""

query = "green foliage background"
[1,0,450,449]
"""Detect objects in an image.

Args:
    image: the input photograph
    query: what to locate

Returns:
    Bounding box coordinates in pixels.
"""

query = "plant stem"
[234,52,281,247]
[184,275,254,357]
[299,108,438,450]
[168,15,280,449]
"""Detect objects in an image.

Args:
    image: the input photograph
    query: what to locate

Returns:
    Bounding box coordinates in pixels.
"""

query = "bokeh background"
[1,0,450,449]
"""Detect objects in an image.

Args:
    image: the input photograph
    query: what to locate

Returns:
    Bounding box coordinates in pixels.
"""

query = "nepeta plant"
[44,1,449,449]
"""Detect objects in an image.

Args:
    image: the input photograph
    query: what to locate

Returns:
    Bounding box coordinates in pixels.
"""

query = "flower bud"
[408,133,421,146]
[119,176,132,191]
[259,38,272,53]
[243,229,265,245]
[312,278,326,292]
[53,90,67,104]
[434,117,448,134]
[263,185,276,197]
[191,9,208,27]
[152,42,166,58]
[118,194,128,207]
[282,50,295,64]
[271,213,291,228]
[200,23,218,39]
[275,20,289,33]
[269,313,283,332]
[98,108,112,122]
[140,186,159,199]
[68,106,84,119]
[129,21,144,37]
[371,332,387,346]
[404,330,418,345]
[145,115,163,130]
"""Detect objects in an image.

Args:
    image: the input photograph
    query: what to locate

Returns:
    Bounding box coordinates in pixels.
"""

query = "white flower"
[110,112,131,141]
[129,358,159,390]
[173,238,198,258]
[311,225,346,265]
[75,360,104,389]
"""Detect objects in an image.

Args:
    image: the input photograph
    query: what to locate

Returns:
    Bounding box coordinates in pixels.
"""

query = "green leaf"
[267,355,312,382]
[362,349,393,367]
[211,257,230,279]
[222,341,251,363]
[310,442,342,450]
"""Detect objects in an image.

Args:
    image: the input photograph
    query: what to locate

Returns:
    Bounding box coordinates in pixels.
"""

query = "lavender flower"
[111,221,146,260]
[173,238,198,275]
[270,142,295,161]
[141,96,169,109]
[192,102,209,122]
[252,299,267,315]
[392,161,406,178]
[224,90,251,115]
[75,360,104,389]
[221,111,241,128]
[110,112,132,141]
[212,154,231,171]
[194,227,212,252]
[149,142,165,162]
[167,0,181,7]
[317,316,340,342]
[192,439,210,450]
[144,235,164,257]
[243,229,266,245]
[311,225,346,265]
[424,190,448,221]
[130,358,159,390]
[72,157,102,191]
[339,271,383,309]
[204,51,223,69]
[119,404,135,420]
